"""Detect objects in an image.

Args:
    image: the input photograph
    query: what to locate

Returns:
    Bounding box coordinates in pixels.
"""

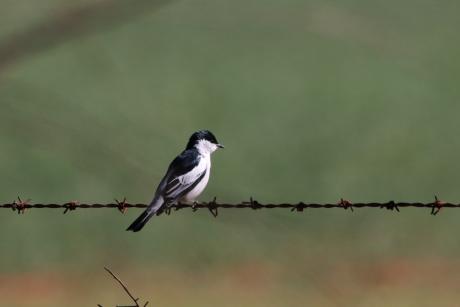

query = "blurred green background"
[1,0,460,306]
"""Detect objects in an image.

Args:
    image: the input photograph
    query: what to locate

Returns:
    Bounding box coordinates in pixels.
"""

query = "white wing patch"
[165,157,209,201]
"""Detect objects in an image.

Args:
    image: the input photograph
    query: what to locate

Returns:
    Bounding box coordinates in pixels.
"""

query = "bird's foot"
[191,201,199,212]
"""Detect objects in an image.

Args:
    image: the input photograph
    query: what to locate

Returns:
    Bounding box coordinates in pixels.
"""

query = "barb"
[431,195,445,216]
[380,200,400,212]
[63,201,78,214]
[100,266,149,307]
[1,197,460,216]
[338,198,354,212]
[12,196,30,214]
[115,197,128,214]
[208,197,219,217]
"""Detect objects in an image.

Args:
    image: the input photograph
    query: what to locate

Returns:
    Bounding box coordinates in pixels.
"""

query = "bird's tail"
[126,196,164,232]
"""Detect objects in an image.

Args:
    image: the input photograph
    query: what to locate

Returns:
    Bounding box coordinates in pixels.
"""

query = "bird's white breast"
[181,154,211,202]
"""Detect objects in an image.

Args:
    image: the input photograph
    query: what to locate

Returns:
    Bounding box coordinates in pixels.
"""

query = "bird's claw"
[191,201,199,212]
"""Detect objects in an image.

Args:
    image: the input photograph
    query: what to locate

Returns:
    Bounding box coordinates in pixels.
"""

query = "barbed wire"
[0,196,456,216]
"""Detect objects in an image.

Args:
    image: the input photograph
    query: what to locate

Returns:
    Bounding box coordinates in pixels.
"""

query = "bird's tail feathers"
[126,196,164,232]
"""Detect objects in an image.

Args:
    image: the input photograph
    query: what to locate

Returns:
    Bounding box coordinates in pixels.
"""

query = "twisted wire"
[1,196,454,216]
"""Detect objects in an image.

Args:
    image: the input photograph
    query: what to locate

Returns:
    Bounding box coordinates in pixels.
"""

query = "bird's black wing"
[157,149,206,202]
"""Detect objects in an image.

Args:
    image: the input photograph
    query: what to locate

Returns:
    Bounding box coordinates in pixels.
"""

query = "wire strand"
[1,196,454,216]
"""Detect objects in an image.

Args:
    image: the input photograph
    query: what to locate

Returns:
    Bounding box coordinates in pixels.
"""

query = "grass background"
[1,0,460,306]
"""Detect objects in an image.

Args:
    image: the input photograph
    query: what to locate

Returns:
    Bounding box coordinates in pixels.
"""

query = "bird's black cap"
[186,130,223,149]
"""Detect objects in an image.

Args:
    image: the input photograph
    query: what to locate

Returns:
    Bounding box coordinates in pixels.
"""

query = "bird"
[126,130,224,232]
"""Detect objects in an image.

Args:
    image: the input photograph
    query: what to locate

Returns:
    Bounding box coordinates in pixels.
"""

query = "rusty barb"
[2,196,460,216]
[431,195,445,216]
[63,201,78,214]
[338,198,353,212]
[11,196,29,214]
[115,197,128,214]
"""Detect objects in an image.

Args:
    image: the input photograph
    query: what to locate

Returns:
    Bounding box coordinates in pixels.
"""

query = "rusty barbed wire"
[0,196,457,216]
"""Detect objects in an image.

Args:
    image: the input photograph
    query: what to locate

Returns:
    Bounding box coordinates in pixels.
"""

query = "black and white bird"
[126,130,224,232]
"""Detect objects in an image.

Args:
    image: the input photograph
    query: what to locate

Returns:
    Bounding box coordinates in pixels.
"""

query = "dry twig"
[99,266,149,307]
[0,0,174,73]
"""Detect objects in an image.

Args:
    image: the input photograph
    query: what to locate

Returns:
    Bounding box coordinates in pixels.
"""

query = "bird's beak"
[217,144,225,149]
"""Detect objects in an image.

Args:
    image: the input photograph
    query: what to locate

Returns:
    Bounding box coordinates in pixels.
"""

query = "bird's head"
[186,130,224,154]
